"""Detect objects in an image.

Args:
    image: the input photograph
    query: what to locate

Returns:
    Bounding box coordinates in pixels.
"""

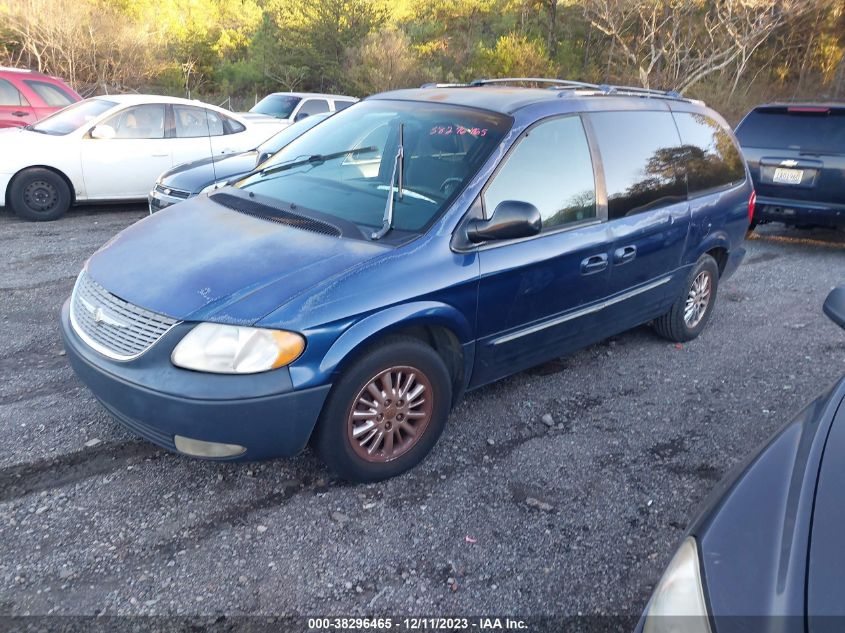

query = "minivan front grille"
[69,271,178,361]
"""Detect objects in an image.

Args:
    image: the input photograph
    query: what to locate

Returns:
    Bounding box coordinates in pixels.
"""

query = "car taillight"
[748,190,756,224]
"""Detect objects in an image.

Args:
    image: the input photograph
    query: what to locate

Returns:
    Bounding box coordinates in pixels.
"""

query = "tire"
[8,168,71,221]
[653,254,720,343]
[746,219,758,236]
[312,336,452,482]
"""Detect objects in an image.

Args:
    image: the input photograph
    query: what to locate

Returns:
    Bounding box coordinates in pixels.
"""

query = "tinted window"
[590,111,685,219]
[736,107,845,154]
[0,78,28,106]
[673,112,745,194]
[103,104,165,139]
[174,105,224,137]
[223,114,245,134]
[250,94,300,119]
[334,100,355,111]
[298,99,330,117]
[484,116,596,231]
[24,80,75,107]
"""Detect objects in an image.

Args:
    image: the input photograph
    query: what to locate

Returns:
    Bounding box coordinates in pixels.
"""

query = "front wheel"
[312,337,452,482]
[653,254,720,343]
[9,168,72,221]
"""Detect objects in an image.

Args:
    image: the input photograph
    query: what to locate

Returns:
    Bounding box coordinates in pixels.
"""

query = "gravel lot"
[1,205,843,621]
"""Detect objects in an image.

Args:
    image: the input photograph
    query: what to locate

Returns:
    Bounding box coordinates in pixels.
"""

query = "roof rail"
[469,77,696,103]
[420,82,469,89]
[0,66,33,73]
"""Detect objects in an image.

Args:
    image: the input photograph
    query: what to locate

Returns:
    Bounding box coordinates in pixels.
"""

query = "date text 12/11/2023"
[307,617,529,630]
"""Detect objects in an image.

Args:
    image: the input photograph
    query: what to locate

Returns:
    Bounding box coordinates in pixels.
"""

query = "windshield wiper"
[259,146,377,177]
[371,123,404,240]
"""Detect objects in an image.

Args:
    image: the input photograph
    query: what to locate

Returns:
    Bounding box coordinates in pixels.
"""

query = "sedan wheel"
[9,168,72,221]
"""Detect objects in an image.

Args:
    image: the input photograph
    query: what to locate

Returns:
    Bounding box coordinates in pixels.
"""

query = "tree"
[346,27,423,93]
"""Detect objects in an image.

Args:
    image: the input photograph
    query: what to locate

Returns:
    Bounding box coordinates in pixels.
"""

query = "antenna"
[203,108,219,188]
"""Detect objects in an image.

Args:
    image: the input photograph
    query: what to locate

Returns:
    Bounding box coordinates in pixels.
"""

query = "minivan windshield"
[30,98,116,135]
[736,107,845,154]
[236,99,512,234]
[257,112,331,157]
[250,94,301,119]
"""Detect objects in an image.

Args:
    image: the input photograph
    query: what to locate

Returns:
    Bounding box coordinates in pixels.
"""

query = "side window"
[23,80,75,107]
[102,104,165,139]
[174,105,224,138]
[483,116,597,231]
[298,99,330,117]
[334,100,355,111]
[673,112,745,194]
[0,78,29,107]
[222,114,246,134]
[589,111,686,219]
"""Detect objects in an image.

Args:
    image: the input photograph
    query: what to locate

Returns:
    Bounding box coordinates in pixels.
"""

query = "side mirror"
[294,112,309,122]
[90,124,116,140]
[823,287,845,330]
[466,201,542,243]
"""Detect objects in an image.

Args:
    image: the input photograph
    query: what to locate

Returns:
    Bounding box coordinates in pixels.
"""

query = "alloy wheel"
[684,271,712,328]
[347,366,433,463]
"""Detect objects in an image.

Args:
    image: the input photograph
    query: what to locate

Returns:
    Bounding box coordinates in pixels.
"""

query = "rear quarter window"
[673,112,745,194]
[589,111,686,219]
[24,80,76,107]
[736,108,845,154]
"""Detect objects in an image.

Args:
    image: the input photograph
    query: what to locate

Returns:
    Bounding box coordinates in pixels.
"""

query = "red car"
[0,67,81,128]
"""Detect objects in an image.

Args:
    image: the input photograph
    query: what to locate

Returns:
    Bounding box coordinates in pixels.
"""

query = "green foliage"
[1,0,843,109]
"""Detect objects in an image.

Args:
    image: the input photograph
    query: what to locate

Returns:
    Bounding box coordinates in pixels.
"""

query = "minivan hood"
[86,194,386,324]
[159,151,260,193]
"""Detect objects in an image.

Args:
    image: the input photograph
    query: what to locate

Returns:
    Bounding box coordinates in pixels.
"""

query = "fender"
[687,229,732,267]
[288,301,474,391]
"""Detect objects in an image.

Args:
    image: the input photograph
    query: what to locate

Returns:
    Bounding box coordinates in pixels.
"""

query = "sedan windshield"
[236,100,512,234]
[250,95,301,119]
[30,98,116,135]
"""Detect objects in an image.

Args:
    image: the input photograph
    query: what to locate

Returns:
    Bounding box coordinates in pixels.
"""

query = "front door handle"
[151,153,169,157]
[11,111,29,117]
[614,245,637,265]
[581,253,608,275]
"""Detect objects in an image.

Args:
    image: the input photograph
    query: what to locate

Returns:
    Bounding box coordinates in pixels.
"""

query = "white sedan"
[0,94,285,220]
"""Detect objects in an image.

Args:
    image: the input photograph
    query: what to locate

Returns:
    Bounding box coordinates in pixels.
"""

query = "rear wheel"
[653,254,720,343]
[312,337,451,482]
[9,168,71,221]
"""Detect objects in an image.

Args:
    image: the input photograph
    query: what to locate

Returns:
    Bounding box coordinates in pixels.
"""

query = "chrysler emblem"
[79,297,128,328]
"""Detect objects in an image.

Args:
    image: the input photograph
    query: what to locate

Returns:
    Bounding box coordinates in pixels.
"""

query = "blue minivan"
[60,79,753,481]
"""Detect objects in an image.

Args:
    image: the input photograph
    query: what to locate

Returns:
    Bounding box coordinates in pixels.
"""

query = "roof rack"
[466,77,698,103]
[0,66,33,73]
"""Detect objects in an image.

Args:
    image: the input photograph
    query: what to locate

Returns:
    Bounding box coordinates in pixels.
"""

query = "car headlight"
[643,537,711,633]
[199,180,230,194]
[171,323,305,374]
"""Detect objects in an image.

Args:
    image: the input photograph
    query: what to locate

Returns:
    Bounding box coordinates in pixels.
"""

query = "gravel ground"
[0,205,843,620]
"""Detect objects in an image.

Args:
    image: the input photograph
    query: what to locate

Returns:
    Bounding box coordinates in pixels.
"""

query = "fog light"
[174,435,246,458]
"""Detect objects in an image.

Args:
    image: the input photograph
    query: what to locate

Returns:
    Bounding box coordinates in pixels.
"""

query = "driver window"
[103,104,165,139]
[175,105,224,138]
[483,116,597,232]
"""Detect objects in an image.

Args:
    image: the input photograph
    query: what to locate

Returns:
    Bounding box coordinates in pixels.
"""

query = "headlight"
[171,323,305,374]
[200,180,230,194]
[643,537,711,633]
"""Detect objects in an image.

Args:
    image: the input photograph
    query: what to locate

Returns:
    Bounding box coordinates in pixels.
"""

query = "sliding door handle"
[581,253,608,275]
[614,245,637,265]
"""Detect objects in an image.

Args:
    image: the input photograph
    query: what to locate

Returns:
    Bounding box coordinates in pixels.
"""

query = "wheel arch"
[691,232,731,277]
[7,164,77,207]
[314,302,474,407]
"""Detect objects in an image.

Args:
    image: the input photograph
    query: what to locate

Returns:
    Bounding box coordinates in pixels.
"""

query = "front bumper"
[754,195,845,227]
[60,301,330,460]
[0,173,12,207]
